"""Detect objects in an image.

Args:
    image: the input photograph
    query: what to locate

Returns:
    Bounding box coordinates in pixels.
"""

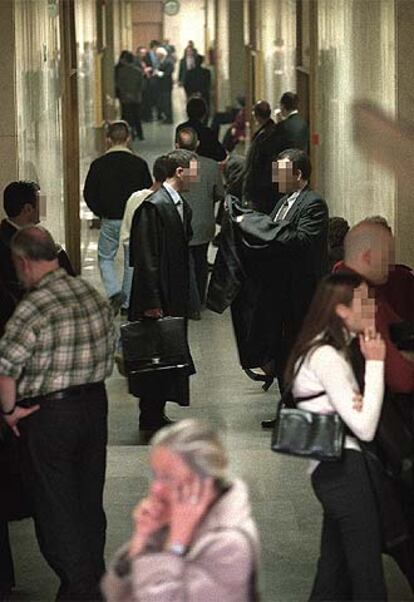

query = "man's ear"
[296,169,302,181]
[361,248,371,265]
[176,166,184,178]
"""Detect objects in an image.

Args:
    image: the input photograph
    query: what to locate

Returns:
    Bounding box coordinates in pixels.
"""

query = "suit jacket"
[278,112,309,152]
[157,58,174,91]
[242,119,281,214]
[0,219,75,303]
[231,188,329,368]
[128,185,192,319]
[176,120,226,162]
[184,66,211,106]
[183,154,224,246]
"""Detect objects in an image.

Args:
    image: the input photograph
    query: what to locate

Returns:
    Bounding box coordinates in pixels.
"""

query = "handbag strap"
[277,353,325,410]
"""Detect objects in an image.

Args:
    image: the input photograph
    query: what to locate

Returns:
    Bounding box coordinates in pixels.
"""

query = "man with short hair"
[0,225,115,600]
[276,91,309,151]
[176,127,224,310]
[242,100,281,214]
[83,120,152,313]
[0,180,74,302]
[128,150,197,432]
[215,149,328,427]
[176,97,226,162]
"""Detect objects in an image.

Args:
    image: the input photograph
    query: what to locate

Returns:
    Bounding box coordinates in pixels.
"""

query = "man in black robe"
[128,150,197,431]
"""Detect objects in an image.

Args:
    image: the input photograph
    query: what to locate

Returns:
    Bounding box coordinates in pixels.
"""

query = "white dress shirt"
[163,182,184,222]
[292,343,384,470]
[273,190,301,221]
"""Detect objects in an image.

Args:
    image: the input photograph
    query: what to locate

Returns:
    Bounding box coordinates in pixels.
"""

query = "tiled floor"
[7,88,414,601]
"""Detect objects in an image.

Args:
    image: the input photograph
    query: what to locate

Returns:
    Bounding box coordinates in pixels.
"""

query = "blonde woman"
[102,420,259,601]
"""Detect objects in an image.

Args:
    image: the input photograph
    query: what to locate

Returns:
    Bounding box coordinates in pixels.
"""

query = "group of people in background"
[115,39,212,140]
[0,69,414,602]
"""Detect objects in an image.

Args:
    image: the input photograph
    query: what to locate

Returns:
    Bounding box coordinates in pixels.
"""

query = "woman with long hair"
[285,272,387,601]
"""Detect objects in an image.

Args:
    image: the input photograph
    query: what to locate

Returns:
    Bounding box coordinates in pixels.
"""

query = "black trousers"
[190,244,209,306]
[310,450,387,601]
[0,521,14,593]
[139,397,166,429]
[121,102,143,139]
[19,385,108,600]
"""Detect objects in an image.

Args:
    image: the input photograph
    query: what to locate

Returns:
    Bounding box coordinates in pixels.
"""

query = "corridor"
[6,106,413,602]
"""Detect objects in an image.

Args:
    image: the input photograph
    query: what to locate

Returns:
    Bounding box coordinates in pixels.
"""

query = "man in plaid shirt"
[0,225,115,601]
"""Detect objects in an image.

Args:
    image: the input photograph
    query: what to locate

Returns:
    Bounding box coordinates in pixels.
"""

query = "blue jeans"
[98,219,122,299]
[122,244,134,309]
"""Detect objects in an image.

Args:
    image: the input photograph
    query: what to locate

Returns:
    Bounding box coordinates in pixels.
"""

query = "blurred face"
[336,283,377,333]
[180,160,199,191]
[149,446,195,507]
[365,230,394,285]
[138,48,147,59]
[272,158,301,193]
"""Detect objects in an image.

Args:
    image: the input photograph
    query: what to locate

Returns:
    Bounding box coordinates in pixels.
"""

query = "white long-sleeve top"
[292,344,385,456]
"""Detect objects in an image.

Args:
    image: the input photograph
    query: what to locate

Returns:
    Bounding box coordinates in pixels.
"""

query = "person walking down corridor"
[83,120,152,314]
[102,419,260,602]
[115,51,145,141]
[0,226,115,601]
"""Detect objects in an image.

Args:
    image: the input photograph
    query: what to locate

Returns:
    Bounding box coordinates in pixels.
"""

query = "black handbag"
[120,316,191,376]
[271,361,345,461]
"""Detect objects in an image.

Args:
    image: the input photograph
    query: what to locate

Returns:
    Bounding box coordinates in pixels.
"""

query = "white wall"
[163,0,206,62]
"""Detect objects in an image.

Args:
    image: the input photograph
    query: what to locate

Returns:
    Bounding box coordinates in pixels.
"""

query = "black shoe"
[139,415,174,432]
[188,311,201,321]
[161,414,175,426]
[261,418,276,429]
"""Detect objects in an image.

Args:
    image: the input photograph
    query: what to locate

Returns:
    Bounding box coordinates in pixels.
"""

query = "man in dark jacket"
[83,120,152,313]
[153,47,174,124]
[242,100,281,214]
[128,150,197,432]
[0,180,75,304]
[115,50,144,140]
[184,55,211,111]
[176,97,227,162]
[209,150,329,426]
[276,91,309,151]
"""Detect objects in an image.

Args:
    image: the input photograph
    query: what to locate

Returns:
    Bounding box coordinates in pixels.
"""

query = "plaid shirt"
[0,268,115,401]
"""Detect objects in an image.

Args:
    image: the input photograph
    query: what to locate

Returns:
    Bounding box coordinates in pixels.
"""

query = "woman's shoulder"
[303,343,347,371]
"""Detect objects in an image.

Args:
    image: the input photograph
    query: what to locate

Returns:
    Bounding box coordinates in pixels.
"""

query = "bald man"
[336,220,414,393]
[0,225,115,599]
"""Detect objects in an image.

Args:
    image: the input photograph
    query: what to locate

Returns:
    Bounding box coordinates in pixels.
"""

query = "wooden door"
[131,0,163,51]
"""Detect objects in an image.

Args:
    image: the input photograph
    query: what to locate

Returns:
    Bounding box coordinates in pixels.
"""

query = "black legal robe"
[128,185,195,404]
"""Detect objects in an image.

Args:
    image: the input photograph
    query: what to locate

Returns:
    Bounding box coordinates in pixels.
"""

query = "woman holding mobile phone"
[102,420,259,601]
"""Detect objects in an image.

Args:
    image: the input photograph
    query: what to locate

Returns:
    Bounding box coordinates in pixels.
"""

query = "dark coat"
[184,66,211,106]
[176,120,226,162]
[128,186,195,404]
[278,113,309,152]
[0,219,76,303]
[83,151,152,219]
[242,119,282,214]
[209,190,329,369]
[156,58,174,91]
[115,62,143,104]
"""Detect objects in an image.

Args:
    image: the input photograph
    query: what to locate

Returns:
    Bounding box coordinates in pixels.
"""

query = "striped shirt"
[0,268,115,401]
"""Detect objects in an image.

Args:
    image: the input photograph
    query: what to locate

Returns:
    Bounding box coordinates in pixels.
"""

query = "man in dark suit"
[128,150,197,432]
[234,149,329,426]
[276,91,309,151]
[153,47,174,124]
[242,100,281,214]
[0,181,75,304]
[184,55,211,111]
[176,97,226,162]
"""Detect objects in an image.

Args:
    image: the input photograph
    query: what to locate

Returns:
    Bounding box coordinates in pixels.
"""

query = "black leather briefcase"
[120,317,191,376]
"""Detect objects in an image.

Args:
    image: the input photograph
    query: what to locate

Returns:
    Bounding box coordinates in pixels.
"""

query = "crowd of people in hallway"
[1,74,414,602]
